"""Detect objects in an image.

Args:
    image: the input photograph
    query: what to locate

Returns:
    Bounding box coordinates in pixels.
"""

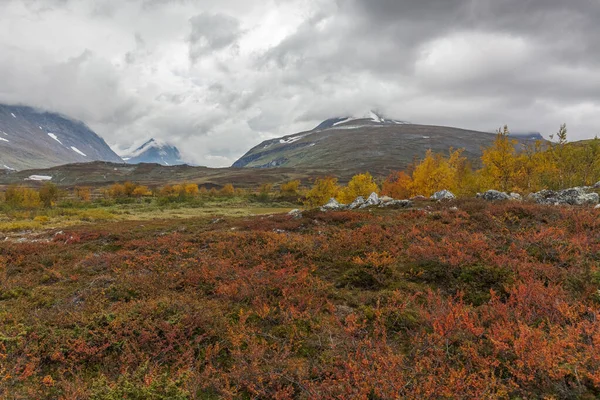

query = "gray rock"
[382,199,413,208]
[509,193,523,201]
[595,204,600,209]
[594,181,600,189]
[360,192,381,208]
[411,195,427,201]
[481,190,510,201]
[529,187,599,206]
[288,209,302,218]
[348,196,366,210]
[320,198,346,211]
[431,190,456,201]
[379,196,394,204]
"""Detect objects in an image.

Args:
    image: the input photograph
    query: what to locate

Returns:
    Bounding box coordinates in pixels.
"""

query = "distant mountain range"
[122,138,185,166]
[0,104,123,171]
[233,111,544,175]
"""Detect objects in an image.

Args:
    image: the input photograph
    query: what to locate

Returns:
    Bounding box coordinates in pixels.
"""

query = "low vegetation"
[1,202,600,398]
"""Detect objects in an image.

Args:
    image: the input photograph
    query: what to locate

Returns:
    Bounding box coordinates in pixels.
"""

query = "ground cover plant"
[1,200,600,399]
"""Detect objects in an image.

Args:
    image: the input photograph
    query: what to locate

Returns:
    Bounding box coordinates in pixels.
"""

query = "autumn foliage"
[2,202,600,398]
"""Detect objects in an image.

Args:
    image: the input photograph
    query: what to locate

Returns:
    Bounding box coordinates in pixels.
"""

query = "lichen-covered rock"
[431,190,455,201]
[381,200,413,208]
[320,198,346,211]
[528,187,599,206]
[348,196,366,210]
[509,193,523,201]
[481,190,510,201]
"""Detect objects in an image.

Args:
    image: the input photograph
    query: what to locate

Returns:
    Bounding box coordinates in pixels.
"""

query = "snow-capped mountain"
[233,113,543,173]
[0,104,123,171]
[314,111,409,130]
[122,138,185,166]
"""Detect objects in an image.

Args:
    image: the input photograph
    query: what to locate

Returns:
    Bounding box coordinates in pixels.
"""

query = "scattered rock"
[320,198,346,211]
[594,182,600,189]
[595,204,600,209]
[509,193,523,201]
[411,195,427,201]
[528,187,600,206]
[379,196,394,204]
[348,196,366,210]
[360,192,381,208]
[480,190,510,201]
[382,200,413,208]
[431,190,456,201]
[288,209,303,218]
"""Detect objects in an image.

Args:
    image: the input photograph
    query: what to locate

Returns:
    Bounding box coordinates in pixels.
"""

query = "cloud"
[0,0,599,167]
[188,12,242,63]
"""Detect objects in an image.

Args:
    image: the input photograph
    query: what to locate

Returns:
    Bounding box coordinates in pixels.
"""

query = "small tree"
[280,180,301,197]
[304,177,340,207]
[480,126,519,192]
[340,173,379,203]
[382,171,413,199]
[220,184,235,197]
[74,186,92,202]
[39,182,59,208]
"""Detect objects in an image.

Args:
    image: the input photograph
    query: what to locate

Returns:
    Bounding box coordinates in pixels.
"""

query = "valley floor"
[1,201,600,399]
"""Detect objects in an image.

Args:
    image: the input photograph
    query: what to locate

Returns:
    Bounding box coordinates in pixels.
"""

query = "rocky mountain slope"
[233,112,542,175]
[0,104,123,171]
[122,138,185,166]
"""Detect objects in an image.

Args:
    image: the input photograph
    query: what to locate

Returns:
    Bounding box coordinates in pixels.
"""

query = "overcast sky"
[1,0,599,166]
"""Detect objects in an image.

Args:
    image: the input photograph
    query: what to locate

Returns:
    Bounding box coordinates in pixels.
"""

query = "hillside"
[0,161,323,189]
[0,104,123,171]
[233,113,541,175]
[122,138,185,166]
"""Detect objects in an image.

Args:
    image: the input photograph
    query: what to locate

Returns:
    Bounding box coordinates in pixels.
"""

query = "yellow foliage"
[480,126,520,192]
[220,184,235,197]
[304,177,340,207]
[280,180,301,197]
[132,186,152,198]
[411,149,459,197]
[339,173,379,203]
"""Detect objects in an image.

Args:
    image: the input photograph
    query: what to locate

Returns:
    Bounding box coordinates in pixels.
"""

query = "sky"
[1,0,599,167]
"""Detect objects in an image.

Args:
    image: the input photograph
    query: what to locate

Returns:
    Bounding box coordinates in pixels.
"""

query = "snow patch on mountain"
[26,175,52,181]
[71,146,87,157]
[0,137,9,143]
[48,133,63,145]
[10,113,16,118]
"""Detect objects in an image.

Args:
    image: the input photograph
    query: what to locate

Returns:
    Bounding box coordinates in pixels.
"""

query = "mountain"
[122,138,185,166]
[233,112,542,175]
[0,104,123,171]
[511,132,545,141]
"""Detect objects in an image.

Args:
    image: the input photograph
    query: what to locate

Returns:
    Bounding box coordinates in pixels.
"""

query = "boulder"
[379,196,395,204]
[348,196,366,210]
[594,181,600,189]
[382,199,413,208]
[431,190,456,201]
[320,198,346,211]
[481,190,510,201]
[529,187,599,206]
[509,193,523,201]
[595,204,600,209]
[360,192,381,208]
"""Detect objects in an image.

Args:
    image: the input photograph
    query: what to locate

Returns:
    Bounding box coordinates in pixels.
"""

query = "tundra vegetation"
[1,125,600,398]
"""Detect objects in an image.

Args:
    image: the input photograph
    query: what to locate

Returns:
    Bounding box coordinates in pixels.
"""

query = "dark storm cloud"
[1,0,599,166]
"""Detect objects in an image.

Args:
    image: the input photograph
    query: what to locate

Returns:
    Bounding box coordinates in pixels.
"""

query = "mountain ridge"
[0,104,123,171]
